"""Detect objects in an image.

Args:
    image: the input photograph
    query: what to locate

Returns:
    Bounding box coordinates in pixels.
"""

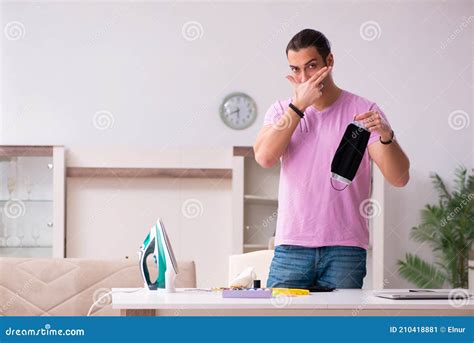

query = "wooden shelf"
[0,145,54,157]
[233,146,254,157]
[244,195,278,205]
[66,167,232,179]
[244,243,268,248]
[243,244,268,252]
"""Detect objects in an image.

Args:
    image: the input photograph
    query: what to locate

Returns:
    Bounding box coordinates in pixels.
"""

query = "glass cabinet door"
[0,146,65,258]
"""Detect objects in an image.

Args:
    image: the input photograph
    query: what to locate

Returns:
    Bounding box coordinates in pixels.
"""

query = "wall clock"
[220,92,257,130]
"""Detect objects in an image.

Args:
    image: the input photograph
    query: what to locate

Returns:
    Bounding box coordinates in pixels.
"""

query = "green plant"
[398,166,474,288]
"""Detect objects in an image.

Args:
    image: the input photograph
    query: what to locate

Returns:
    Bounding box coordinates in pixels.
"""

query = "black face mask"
[330,121,370,191]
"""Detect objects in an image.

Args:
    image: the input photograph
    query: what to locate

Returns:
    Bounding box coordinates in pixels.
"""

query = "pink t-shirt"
[263,89,389,250]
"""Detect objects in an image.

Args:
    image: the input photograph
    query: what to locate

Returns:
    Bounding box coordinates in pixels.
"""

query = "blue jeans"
[267,245,367,289]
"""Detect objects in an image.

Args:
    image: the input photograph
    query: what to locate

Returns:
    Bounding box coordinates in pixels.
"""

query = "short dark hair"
[286,29,331,64]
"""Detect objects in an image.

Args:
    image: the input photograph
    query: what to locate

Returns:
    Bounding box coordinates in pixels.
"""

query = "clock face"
[220,92,257,130]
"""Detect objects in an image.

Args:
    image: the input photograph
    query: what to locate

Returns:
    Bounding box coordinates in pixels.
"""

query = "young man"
[254,29,410,289]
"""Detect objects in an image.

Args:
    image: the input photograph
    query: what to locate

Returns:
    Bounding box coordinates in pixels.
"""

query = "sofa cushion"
[0,257,196,316]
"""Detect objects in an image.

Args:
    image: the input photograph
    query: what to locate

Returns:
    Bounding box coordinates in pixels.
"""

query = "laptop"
[374,289,473,300]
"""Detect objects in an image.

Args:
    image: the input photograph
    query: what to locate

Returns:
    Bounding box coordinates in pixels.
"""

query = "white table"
[112,288,474,316]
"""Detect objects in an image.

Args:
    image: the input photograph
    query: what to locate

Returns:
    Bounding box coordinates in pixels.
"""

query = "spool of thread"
[253,280,261,289]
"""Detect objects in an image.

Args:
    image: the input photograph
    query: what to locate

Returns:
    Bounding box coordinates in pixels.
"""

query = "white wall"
[1,0,472,288]
[64,147,233,288]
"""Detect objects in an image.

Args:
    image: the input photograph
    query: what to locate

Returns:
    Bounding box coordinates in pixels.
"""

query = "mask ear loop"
[298,118,305,133]
[330,178,349,191]
[303,117,309,132]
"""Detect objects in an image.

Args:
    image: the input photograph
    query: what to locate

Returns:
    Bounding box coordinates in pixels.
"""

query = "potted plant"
[398,166,474,288]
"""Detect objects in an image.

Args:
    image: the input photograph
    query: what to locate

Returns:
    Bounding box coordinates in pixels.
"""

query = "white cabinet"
[0,146,65,258]
[232,147,280,254]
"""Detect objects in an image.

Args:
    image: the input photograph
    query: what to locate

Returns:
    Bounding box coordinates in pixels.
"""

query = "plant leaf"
[453,166,467,193]
[430,172,451,204]
[397,253,446,288]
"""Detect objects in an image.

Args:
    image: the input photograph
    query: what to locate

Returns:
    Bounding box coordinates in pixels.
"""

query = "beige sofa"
[0,257,196,316]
